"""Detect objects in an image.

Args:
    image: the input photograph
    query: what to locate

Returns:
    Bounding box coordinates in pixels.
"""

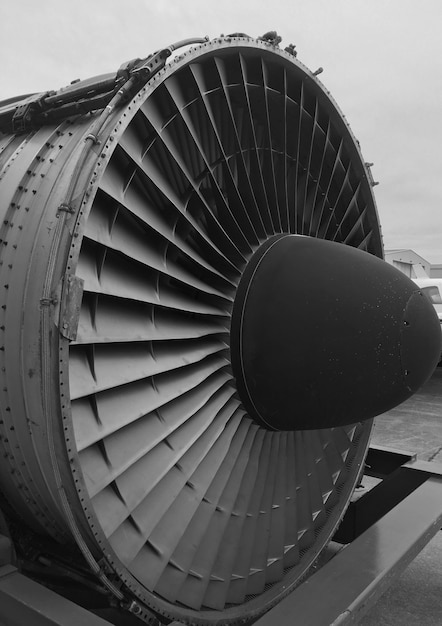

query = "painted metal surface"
[0,34,417,625]
[230,235,440,430]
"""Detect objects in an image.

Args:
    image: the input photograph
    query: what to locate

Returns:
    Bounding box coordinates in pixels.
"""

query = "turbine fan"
[0,36,439,625]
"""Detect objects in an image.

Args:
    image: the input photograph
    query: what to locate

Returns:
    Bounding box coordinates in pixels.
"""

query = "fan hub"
[231,235,441,430]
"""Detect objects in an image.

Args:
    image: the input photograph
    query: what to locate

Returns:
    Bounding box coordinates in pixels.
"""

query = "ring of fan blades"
[0,36,382,624]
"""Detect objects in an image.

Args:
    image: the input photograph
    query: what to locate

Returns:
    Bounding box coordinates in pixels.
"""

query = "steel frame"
[1,444,441,626]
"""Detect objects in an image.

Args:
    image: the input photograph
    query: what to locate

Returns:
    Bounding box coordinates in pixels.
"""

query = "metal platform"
[1,445,441,626]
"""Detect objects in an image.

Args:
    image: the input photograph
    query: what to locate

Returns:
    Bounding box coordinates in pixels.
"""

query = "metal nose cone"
[401,290,442,391]
[230,235,442,431]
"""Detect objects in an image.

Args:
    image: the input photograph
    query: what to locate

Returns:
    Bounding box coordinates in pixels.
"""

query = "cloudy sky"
[1,0,441,262]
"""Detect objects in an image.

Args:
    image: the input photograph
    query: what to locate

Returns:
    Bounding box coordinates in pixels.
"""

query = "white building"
[384,249,430,278]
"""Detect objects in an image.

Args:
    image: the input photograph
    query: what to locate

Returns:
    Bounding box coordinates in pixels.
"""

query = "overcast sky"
[1,0,441,263]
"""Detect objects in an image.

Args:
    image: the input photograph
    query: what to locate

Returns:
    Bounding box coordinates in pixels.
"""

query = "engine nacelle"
[0,34,439,625]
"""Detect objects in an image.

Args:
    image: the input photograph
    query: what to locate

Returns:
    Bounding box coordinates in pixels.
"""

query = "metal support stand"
[0,564,114,626]
[1,446,441,626]
[254,445,442,625]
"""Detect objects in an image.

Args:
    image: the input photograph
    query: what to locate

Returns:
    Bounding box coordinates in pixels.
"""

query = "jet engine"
[0,34,439,625]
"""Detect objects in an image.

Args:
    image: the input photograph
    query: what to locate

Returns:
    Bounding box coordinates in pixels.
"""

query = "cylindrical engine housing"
[1,35,430,625]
